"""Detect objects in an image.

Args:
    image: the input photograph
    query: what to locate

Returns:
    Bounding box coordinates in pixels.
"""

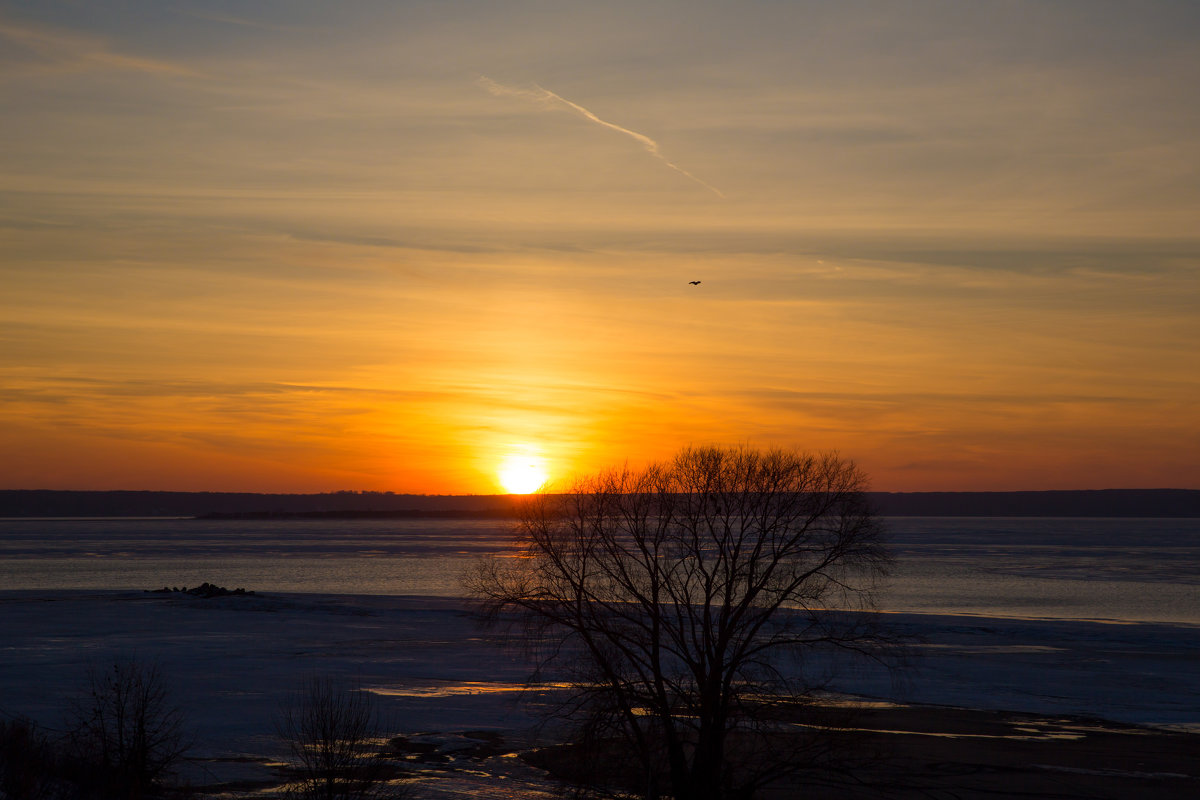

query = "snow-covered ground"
[1,589,1197,791]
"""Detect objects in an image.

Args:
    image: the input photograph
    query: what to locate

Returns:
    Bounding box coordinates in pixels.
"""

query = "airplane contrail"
[478,76,724,198]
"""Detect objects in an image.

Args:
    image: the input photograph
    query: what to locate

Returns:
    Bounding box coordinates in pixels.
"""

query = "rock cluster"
[148,582,256,598]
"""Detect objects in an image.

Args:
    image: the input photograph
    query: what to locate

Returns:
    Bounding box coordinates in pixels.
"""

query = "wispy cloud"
[0,17,198,77]
[479,76,724,197]
[171,7,305,34]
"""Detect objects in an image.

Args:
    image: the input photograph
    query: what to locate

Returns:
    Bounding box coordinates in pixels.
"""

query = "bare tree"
[276,676,398,800]
[469,446,892,800]
[0,716,64,800]
[65,658,189,799]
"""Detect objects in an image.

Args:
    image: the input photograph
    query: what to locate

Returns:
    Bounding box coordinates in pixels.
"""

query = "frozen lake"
[2,515,1197,623]
[1,516,1197,791]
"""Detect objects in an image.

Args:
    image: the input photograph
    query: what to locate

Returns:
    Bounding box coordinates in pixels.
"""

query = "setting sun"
[0,2,1197,498]
[498,454,549,494]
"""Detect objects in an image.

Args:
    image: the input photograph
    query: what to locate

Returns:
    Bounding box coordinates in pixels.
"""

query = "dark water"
[883,517,1200,623]
[2,516,1198,623]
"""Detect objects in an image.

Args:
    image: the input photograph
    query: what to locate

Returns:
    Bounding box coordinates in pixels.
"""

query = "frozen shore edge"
[1,589,1196,796]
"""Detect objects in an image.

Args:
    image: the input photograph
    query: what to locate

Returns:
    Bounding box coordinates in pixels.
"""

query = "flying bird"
[688,280,702,285]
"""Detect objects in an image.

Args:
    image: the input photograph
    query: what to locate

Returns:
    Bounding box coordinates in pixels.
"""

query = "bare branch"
[469,446,897,800]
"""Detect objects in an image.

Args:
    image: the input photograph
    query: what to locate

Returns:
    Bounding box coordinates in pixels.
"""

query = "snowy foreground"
[1,590,1197,794]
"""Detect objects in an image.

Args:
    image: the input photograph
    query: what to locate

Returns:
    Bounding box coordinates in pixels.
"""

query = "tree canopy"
[470,445,892,800]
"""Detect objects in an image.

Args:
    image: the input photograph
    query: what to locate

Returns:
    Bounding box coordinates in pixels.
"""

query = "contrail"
[479,76,724,198]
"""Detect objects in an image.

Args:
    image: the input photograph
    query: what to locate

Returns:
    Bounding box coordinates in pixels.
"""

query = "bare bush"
[276,676,399,800]
[0,716,65,800]
[65,658,189,798]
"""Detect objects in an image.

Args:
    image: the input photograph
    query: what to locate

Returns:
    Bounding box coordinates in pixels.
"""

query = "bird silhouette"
[688,280,701,285]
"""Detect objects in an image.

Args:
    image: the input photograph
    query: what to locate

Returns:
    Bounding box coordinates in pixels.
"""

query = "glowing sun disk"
[498,455,548,494]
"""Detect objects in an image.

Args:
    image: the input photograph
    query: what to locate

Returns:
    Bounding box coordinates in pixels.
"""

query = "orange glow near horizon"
[1,5,1198,494]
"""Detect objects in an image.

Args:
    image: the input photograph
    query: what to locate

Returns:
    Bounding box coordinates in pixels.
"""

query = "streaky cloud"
[0,16,198,77]
[479,76,724,198]
[171,7,307,33]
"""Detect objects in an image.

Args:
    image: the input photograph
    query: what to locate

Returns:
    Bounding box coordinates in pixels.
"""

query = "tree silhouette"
[66,658,189,798]
[470,445,892,800]
[276,676,400,800]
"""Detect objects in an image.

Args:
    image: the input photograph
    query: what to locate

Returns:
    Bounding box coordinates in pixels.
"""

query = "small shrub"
[0,716,64,800]
[65,658,189,798]
[276,676,402,800]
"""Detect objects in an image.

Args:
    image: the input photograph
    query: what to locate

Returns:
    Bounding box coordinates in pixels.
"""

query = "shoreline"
[766,702,1198,799]
[0,590,1195,797]
[5,488,1199,519]
[521,703,1199,800]
[180,702,1200,799]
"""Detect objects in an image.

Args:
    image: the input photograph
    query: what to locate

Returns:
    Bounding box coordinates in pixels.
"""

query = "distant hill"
[868,489,1200,517]
[0,490,517,519]
[1,489,1198,518]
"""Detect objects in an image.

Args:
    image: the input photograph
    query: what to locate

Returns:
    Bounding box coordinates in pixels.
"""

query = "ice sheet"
[1,590,1196,789]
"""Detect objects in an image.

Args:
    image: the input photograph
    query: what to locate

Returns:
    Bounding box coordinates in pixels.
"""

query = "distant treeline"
[869,489,1200,518]
[1,488,1199,518]
[0,490,519,519]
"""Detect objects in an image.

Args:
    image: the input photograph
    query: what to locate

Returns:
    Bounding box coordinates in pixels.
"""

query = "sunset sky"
[2,1,1198,494]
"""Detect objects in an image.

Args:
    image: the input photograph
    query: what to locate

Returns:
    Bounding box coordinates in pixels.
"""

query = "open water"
[2,515,1198,755]
[1,516,1197,625]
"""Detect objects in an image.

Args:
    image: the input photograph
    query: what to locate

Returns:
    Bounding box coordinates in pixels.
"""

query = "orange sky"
[2,2,1198,493]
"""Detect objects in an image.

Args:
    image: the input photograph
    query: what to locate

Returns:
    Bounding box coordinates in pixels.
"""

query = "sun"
[498,454,549,494]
